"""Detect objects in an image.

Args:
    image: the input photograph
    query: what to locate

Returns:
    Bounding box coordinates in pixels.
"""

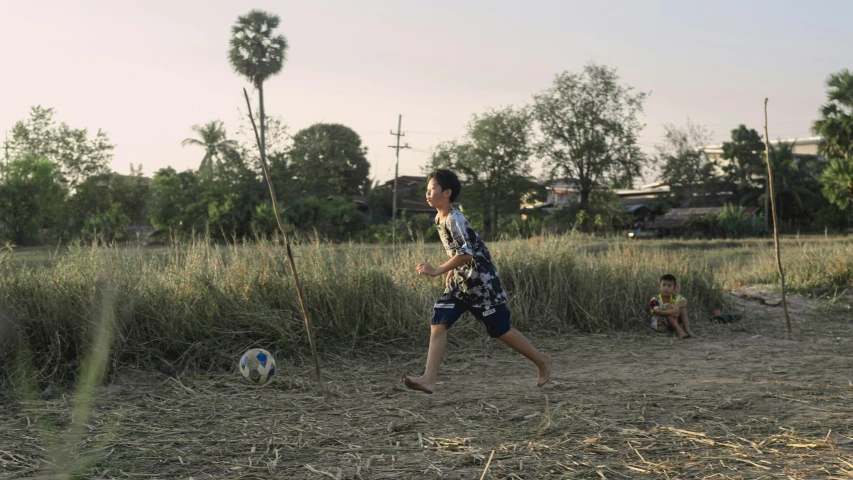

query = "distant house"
[614,181,670,214]
[519,178,590,211]
[522,179,671,216]
[647,206,760,235]
[383,176,433,214]
[94,173,152,188]
[384,176,427,201]
[544,179,583,206]
[702,136,825,177]
[350,175,433,217]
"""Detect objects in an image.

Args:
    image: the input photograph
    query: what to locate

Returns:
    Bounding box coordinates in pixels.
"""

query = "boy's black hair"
[660,274,677,285]
[427,169,461,202]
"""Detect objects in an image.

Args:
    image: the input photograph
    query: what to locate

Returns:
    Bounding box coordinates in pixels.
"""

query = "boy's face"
[426,179,451,207]
[659,280,677,296]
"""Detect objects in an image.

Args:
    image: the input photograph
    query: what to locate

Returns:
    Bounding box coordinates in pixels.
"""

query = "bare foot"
[678,331,689,339]
[537,355,553,387]
[402,375,435,394]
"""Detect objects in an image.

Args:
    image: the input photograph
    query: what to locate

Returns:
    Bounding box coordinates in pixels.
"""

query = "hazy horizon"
[2,0,851,184]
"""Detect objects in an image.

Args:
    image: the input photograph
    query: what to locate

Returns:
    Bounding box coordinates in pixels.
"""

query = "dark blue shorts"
[430,294,512,338]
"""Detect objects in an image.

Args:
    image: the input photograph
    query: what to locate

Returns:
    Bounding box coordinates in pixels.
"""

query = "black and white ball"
[239,348,276,385]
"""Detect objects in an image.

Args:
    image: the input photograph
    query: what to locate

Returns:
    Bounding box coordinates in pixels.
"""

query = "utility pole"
[389,114,410,246]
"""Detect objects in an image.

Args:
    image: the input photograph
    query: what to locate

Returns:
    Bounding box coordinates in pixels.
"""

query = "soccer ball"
[239,348,276,385]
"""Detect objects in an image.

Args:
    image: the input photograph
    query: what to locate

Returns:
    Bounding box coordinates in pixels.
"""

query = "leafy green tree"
[754,142,823,226]
[237,112,291,163]
[147,167,198,231]
[813,69,853,210]
[821,158,853,210]
[69,165,150,239]
[200,150,264,238]
[468,106,537,238]
[110,164,150,226]
[285,197,365,240]
[532,63,648,210]
[229,9,288,170]
[181,120,239,174]
[236,112,293,203]
[813,69,853,161]
[0,155,66,244]
[253,196,364,240]
[657,120,719,206]
[427,107,537,239]
[718,125,765,204]
[288,123,370,197]
[360,179,393,220]
[79,204,131,243]
[426,140,484,218]
[3,106,113,191]
[150,153,263,238]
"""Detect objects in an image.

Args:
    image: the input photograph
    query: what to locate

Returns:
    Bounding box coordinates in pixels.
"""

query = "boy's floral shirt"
[435,208,507,309]
[650,294,685,316]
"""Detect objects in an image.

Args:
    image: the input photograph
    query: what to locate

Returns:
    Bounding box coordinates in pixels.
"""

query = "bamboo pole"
[243,88,323,383]
[763,98,793,339]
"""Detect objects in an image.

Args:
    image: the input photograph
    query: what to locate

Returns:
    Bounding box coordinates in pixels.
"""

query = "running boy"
[650,274,695,338]
[402,169,552,394]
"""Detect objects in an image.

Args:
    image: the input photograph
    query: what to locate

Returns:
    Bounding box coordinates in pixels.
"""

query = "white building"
[702,135,824,169]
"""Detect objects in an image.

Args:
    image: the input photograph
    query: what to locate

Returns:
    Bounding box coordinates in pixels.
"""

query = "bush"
[714,204,767,238]
[252,197,365,241]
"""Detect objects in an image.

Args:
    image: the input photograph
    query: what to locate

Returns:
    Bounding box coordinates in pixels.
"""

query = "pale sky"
[2,0,851,184]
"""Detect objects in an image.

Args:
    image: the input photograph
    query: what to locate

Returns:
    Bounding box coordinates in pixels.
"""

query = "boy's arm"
[436,254,472,275]
[650,299,662,316]
[675,298,687,308]
[417,254,473,277]
[650,299,678,316]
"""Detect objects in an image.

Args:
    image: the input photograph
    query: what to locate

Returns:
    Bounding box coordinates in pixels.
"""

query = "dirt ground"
[2,289,852,479]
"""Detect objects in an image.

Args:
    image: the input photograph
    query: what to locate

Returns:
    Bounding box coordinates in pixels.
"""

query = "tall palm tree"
[821,158,853,209]
[812,69,853,162]
[228,10,288,169]
[750,142,820,223]
[812,69,853,211]
[181,120,239,173]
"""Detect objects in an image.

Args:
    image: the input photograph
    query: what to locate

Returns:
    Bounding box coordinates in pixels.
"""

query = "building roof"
[614,184,670,197]
[648,207,760,229]
[626,204,650,213]
[350,195,434,214]
[701,136,823,155]
[541,178,583,188]
[382,175,426,187]
[621,196,655,207]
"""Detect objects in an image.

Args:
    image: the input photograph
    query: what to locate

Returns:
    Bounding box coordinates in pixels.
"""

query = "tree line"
[426,66,853,238]
[656,68,853,234]
[1,9,851,245]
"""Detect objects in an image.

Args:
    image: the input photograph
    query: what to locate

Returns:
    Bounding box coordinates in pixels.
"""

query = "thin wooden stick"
[763,98,793,339]
[480,449,495,480]
[243,87,323,384]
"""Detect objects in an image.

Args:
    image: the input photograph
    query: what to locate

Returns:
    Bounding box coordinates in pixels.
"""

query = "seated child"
[650,274,695,339]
